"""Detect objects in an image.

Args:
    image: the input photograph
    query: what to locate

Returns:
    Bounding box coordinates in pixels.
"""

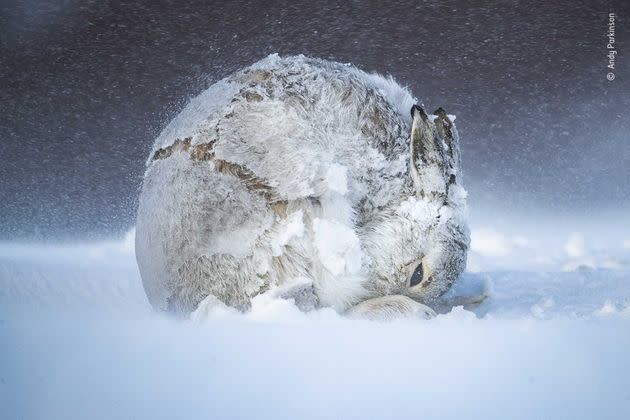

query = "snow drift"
[1,228,630,419]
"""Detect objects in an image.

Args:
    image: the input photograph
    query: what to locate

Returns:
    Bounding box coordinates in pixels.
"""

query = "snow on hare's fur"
[136,54,470,319]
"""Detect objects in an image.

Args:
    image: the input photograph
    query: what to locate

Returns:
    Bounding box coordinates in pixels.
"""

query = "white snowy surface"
[1,228,630,419]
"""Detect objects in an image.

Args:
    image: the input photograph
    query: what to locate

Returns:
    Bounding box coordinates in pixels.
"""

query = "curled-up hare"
[136,54,470,320]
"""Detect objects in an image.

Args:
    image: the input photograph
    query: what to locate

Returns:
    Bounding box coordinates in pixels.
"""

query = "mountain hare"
[136,54,470,320]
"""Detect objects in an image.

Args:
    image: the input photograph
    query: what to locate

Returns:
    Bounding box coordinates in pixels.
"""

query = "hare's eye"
[409,263,423,287]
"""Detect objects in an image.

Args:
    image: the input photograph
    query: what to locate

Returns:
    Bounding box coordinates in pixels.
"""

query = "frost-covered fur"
[135,54,470,318]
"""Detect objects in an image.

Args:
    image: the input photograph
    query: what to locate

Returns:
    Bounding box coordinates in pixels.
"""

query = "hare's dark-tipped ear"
[410,104,426,119]
[409,105,461,200]
[433,108,461,182]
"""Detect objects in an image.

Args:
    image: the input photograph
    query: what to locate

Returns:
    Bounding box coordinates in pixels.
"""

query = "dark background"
[1,0,628,240]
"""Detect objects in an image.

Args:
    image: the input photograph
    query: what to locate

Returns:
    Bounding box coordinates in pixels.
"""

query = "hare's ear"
[434,107,461,181]
[409,105,460,200]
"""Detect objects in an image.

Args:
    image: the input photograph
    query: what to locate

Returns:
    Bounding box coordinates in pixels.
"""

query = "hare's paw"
[345,295,436,321]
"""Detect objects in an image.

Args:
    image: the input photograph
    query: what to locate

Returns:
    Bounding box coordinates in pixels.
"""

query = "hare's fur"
[136,54,469,318]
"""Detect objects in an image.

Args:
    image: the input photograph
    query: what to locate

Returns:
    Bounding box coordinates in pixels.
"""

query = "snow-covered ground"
[1,227,630,419]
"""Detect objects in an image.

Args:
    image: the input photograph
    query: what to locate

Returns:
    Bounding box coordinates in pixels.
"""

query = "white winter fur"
[135,54,469,318]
